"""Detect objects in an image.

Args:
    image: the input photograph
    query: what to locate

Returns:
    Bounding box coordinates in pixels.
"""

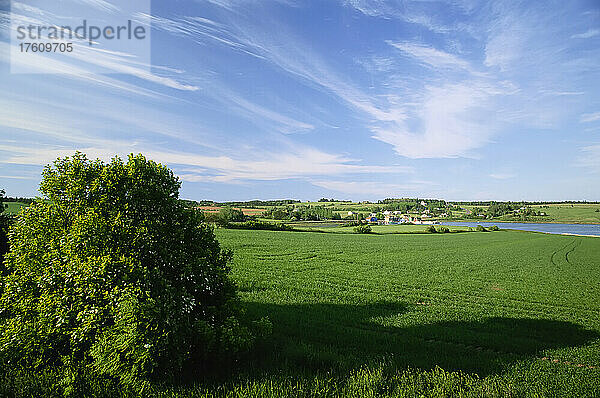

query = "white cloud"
[571,29,600,39]
[133,13,265,59]
[489,173,514,180]
[310,179,429,197]
[484,19,525,71]
[212,87,315,133]
[0,140,412,183]
[388,41,471,71]
[72,0,120,13]
[0,175,38,180]
[170,7,523,160]
[580,112,600,123]
[148,147,413,182]
[342,0,396,18]
[4,8,198,92]
[401,13,451,33]
[577,144,600,172]
[371,81,502,158]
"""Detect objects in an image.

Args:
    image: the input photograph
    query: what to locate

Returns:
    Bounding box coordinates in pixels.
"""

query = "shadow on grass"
[238,301,599,378]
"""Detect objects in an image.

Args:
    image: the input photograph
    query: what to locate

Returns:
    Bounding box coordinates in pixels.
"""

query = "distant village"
[351,201,443,225]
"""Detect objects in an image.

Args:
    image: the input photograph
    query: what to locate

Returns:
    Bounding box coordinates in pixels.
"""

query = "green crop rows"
[210,228,600,397]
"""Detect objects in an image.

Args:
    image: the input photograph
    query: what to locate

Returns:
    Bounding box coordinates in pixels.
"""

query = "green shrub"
[0,153,265,392]
[476,225,487,232]
[437,226,450,233]
[354,224,372,234]
[425,225,437,233]
[344,221,362,227]
[489,225,499,231]
[219,207,245,222]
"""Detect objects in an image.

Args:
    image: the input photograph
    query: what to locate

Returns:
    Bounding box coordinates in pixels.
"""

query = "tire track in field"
[565,239,582,264]
[550,238,577,266]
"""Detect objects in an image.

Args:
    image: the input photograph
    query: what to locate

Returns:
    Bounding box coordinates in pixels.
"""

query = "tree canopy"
[0,153,263,392]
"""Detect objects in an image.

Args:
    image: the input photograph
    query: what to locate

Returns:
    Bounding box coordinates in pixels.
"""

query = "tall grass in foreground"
[2,360,599,397]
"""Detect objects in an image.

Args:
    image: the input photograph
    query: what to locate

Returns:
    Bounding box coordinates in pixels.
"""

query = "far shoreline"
[445,219,600,226]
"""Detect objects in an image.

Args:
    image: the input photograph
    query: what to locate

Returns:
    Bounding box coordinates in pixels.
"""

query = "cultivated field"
[200,228,600,396]
[3,202,29,215]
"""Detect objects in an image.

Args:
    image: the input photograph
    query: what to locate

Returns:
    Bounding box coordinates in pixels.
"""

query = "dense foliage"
[0,190,11,266]
[0,153,264,393]
[218,207,245,222]
[353,224,372,234]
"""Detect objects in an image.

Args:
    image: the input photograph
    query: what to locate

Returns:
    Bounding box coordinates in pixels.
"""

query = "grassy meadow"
[530,203,600,224]
[3,202,29,215]
[170,227,600,397]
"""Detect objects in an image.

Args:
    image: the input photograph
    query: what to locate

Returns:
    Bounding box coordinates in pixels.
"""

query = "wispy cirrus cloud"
[309,179,433,197]
[133,12,265,59]
[170,148,411,183]
[0,140,411,184]
[571,29,600,39]
[580,112,600,123]
[153,6,512,159]
[387,41,472,71]
[2,6,199,92]
[72,0,120,13]
[489,173,514,180]
[577,144,600,173]
[371,80,507,158]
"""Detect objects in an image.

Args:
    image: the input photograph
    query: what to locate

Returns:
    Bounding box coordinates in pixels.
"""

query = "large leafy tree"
[0,153,257,390]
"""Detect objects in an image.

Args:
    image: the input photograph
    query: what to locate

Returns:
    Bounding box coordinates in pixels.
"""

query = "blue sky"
[0,0,599,201]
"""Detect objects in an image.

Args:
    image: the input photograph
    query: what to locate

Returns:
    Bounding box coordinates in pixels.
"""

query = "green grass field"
[531,203,600,224]
[206,228,600,397]
[3,202,29,215]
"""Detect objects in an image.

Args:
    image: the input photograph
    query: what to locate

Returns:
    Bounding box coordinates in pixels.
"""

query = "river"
[440,221,600,237]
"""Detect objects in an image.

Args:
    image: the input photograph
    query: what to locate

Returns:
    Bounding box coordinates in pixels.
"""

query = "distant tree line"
[187,199,300,208]
[219,199,300,207]
[264,205,342,221]
[2,196,35,204]
[318,198,351,202]
[462,202,548,220]
[453,200,600,206]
